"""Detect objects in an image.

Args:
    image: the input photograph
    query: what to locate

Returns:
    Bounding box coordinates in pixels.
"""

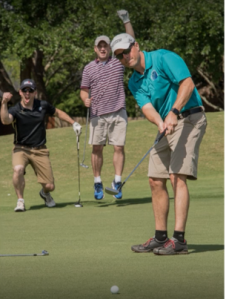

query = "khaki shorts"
[12,145,54,184]
[148,111,207,180]
[89,109,128,146]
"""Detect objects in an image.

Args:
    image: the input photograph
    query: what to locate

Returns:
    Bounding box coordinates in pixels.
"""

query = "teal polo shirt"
[128,50,202,119]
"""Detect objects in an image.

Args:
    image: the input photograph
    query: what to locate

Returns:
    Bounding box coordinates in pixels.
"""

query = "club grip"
[155,129,167,143]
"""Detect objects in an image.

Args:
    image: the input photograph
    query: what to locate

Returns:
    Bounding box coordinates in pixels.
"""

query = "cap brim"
[112,42,130,53]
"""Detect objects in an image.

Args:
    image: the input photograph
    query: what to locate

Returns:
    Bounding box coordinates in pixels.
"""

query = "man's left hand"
[73,122,82,136]
[117,10,130,23]
[164,112,178,135]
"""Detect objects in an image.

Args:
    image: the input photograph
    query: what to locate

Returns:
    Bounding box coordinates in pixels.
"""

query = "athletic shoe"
[131,237,169,253]
[153,237,188,255]
[111,180,122,199]
[14,199,26,212]
[94,182,104,200]
[39,189,56,207]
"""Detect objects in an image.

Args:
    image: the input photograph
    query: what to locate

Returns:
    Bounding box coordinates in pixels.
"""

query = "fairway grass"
[0,112,224,299]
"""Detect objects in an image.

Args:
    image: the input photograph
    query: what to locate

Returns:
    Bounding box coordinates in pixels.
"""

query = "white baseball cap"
[111,33,135,54]
[94,35,110,46]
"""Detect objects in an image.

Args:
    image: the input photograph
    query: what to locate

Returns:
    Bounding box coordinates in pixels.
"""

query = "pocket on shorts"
[188,112,207,130]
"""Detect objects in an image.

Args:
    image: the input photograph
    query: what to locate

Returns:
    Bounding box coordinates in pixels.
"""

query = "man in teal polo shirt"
[111,33,207,255]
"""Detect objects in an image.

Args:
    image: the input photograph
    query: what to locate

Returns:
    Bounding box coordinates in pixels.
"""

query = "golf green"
[0,112,224,299]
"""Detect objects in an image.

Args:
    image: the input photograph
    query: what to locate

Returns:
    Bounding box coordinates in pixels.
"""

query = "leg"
[170,174,189,232]
[41,183,55,193]
[91,145,104,177]
[149,177,169,231]
[113,145,125,176]
[92,145,104,200]
[13,165,25,199]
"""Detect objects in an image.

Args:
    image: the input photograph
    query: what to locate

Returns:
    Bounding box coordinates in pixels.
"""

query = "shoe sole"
[39,192,56,207]
[14,209,26,212]
[154,249,188,255]
[131,247,154,253]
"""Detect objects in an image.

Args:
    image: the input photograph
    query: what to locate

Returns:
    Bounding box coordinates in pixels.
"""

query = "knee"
[92,145,103,154]
[114,146,124,154]
[170,174,187,188]
[149,177,165,191]
[13,165,25,176]
[43,183,55,192]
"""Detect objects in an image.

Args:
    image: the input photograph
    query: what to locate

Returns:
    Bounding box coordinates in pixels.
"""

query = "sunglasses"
[22,88,34,93]
[115,43,135,60]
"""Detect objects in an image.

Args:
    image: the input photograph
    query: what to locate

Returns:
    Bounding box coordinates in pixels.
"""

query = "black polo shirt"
[8,99,56,147]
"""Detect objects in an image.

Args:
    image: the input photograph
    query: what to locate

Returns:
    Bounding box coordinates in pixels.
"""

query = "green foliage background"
[0,0,224,116]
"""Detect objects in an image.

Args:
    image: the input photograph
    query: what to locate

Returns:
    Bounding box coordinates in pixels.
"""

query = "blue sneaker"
[94,182,104,200]
[112,180,122,199]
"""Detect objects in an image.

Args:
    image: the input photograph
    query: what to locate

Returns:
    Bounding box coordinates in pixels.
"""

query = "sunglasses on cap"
[22,88,35,93]
[115,42,135,60]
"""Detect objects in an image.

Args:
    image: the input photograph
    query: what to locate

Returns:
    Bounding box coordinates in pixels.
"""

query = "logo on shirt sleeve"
[151,70,158,81]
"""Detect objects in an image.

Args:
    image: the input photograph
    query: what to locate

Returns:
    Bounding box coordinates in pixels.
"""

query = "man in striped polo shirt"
[80,10,134,200]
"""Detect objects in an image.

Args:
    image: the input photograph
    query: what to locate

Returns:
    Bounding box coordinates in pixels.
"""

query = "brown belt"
[16,144,47,150]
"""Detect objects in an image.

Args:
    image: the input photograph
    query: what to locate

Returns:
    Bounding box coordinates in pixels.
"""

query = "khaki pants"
[12,145,54,184]
[148,111,207,180]
[89,109,127,146]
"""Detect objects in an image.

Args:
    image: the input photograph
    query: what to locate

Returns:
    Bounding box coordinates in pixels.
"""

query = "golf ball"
[110,285,119,294]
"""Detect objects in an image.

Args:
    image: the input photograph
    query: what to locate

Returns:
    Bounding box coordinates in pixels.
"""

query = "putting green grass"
[0,112,224,299]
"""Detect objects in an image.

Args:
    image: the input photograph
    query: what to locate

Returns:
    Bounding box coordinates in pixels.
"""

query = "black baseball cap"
[20,79,36,90]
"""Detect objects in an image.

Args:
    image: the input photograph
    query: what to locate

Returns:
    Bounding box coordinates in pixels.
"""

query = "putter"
[0,250,49,257]
[80,107,89,169]
[75,135,83,207]
[105,129,167,195]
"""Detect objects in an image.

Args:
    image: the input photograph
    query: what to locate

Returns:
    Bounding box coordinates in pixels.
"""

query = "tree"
[0,0,224,115]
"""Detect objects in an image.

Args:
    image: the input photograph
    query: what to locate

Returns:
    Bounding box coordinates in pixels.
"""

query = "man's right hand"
[84,97,93,108]
[2,92,13,104]
[117,10,130,24]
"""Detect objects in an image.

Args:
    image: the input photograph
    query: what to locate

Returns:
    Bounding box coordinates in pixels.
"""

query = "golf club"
[0,250,49,257]
[75,135,83,207]
[80,107,89,169]
[105,129,167,195]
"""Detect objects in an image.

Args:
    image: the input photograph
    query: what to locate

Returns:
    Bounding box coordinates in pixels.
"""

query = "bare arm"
[164,77,195,135]
[117,10,135,39]
[1,92,14,125]
[142,103,165,133]
[124,22,135,38]
[54,108,75,125]
[80,88,92,107]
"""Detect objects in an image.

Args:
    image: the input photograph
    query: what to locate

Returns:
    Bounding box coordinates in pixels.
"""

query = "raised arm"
[1,92,14,125]
[117,10,135,38]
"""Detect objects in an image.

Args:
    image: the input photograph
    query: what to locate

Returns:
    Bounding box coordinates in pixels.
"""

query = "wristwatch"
[170,108,180,116]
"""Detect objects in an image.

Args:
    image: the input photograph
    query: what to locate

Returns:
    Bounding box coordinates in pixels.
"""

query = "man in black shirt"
[1,79,82,212]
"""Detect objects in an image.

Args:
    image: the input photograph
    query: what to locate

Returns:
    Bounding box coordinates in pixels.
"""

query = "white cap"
[111,33,135,54]
[94,35,110,46]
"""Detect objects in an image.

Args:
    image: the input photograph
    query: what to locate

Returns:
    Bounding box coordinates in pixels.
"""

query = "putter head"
[80,163,89,169]
[105,187,119,195]
[42,250,49,255]
[75,203,83,207]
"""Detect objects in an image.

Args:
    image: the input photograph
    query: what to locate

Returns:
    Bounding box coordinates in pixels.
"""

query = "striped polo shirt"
[80,57,126,118]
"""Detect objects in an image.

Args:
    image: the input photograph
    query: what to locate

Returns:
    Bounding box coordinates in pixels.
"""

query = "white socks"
[115,175,121,183]
[94,176,102,183]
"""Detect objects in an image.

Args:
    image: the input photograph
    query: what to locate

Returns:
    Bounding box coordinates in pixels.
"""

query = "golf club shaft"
[0,252,48,257]
[81,104,89,164]
[77,136,81,203]
[121,129,166,186]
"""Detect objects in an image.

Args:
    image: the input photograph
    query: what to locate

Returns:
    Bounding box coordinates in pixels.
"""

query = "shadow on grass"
[28,196,176,210]
[97,197,152,207]
[189,244,224,254]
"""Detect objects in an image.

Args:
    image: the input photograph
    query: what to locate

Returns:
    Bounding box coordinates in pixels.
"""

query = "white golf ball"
[110,285,119,294]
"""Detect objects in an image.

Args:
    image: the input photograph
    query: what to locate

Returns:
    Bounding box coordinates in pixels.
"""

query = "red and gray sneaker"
[153,237,188,255]
[131,237,169,253]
